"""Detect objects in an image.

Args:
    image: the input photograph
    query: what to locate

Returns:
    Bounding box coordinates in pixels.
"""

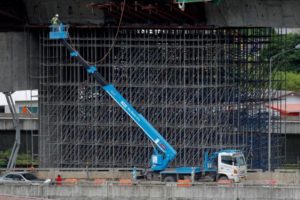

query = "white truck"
[159,149,247,182]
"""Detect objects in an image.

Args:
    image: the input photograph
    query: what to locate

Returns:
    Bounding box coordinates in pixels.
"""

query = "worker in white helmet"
[51,14,60,25]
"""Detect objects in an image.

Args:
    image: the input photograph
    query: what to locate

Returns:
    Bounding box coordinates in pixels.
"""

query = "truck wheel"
[218,175,229,181]
[164,175,176,182]
[145,172,153,181]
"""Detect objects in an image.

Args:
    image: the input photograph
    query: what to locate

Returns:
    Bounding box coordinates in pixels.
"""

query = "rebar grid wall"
[39,27,285,169]
[227,28,286,169]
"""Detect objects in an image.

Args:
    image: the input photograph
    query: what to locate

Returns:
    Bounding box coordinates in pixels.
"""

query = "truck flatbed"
[160,167,217,174]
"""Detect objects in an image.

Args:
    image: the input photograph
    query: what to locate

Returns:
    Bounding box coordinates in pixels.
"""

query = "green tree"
[285,72,300,92]
[275,71,300,92]
[260,32,300,91]
[0,150,38,167]
[262,33,300,72]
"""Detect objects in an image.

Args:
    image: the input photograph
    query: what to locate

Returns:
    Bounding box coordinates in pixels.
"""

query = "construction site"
[0,0,300,199]
[39,26,281,169]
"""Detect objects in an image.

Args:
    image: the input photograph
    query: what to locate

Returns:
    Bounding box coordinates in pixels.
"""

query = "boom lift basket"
[49,24,69,39]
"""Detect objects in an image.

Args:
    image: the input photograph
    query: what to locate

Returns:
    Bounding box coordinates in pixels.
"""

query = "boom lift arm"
[49,24,177,171]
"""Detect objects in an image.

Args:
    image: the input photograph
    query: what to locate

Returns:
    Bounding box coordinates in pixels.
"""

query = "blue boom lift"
[49,24,247,182]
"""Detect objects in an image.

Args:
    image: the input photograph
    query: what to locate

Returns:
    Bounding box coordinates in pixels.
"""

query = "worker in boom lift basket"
[51,14,60,25]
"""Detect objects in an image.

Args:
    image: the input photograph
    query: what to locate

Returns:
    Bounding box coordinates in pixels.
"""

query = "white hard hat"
[55,14,59,17]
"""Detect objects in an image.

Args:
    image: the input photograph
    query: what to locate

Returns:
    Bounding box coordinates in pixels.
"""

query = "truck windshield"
[221,155,246,166]
[233,156,245,166]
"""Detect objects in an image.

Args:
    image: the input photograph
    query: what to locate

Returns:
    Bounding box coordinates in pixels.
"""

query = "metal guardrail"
[0,167,144,172]
[0,167,144,179]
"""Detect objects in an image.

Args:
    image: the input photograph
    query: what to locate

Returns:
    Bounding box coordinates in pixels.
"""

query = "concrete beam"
[0,113,38,130]
[205,0,300,27]
[23,0,105,25]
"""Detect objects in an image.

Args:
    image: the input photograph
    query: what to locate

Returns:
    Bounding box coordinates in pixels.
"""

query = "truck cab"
[216,150,247,182]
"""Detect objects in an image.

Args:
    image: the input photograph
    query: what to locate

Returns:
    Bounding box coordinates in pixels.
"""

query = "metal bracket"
[175,0,221,11]
[4,92,21,169]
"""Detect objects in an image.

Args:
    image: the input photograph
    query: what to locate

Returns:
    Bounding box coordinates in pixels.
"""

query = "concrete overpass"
[0,113,38,131]
[205,0,300,27]
[0,0,300,92]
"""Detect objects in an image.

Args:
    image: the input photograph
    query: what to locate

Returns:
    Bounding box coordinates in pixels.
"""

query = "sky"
[0,90,38,105]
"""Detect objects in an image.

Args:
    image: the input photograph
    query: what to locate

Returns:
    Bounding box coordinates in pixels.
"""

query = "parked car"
[0,172,51,185]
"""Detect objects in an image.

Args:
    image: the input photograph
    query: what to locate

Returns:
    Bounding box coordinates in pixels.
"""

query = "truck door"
[218,155,234,176]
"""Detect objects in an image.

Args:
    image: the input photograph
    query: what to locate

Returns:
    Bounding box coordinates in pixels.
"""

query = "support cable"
[68,0,126,65]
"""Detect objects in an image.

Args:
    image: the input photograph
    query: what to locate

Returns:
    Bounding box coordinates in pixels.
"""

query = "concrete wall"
[1,183,300,200]
[2,169,300,185]
[0,32,39,92]
[22,0,300,27]
[281,121,300,134]
[205,0,300,27]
